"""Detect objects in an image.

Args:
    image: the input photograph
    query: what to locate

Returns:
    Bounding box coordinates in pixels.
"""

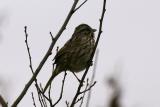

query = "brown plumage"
[43,24,96,92]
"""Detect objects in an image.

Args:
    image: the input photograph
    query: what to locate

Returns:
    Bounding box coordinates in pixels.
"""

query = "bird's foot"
[87,60,93,66]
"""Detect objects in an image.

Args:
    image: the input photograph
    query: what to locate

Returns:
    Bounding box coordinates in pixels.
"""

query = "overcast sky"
[0,0,160,107]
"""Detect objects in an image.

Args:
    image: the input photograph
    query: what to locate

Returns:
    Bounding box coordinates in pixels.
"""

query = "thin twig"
[36,87,44,107]
[75,97,83,104]
[24,26,47,107]
[79,79,89,107]
[31,92,37,107]
[39,84,50,106]
[48,84,52,106]
[79,81,96,94]
[35,84,46,107]
[36,83,52,106]
[86,50,99,107]
[49,32,54,41]
[0,95,8,107]
[52,72,67,107]
[39,94,47,107]
[70,0,106,106]
[24,26,34,74]
[11,0,81,106]
[74,0,88,12]
[66,101,70,107]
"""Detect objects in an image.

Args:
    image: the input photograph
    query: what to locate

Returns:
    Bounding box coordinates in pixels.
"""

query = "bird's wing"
[54,33,82,63]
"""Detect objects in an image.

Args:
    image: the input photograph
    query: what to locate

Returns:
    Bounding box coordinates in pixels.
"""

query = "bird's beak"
[92,29,97,32]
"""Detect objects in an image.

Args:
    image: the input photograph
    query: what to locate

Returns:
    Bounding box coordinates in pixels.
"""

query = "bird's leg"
[72,72,81,82]
[90,60,93,66]
[72,72,85,86]
[72,72,85,85]
[87,60,93,67]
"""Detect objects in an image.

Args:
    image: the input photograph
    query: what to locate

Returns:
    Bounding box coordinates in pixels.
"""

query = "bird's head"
[74,24,96,36]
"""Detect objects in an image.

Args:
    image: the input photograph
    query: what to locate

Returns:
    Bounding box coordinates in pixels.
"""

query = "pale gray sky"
[0,0,160,107]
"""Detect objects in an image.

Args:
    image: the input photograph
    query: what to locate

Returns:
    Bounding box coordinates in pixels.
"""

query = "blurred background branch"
[108,76,122,107]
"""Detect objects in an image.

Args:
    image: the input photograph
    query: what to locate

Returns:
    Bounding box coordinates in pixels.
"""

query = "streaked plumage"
[43,24,96,92]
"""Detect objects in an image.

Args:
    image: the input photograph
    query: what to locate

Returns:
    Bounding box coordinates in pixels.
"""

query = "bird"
[43,24,96,92]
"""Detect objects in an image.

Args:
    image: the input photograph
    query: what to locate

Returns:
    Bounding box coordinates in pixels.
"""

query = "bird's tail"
[43,67,60,93]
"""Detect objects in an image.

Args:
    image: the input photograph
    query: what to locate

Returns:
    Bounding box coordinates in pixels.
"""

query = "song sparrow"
[43,24,96,92]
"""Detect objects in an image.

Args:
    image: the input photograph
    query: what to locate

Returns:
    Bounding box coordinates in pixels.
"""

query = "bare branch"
[0,95,8,107]
[12,0,81,106]
[70,79,96,107]
[66,101,70,107]
[24,26,34,74]
[86,50,99,107]
[39,84,48,107]
[24,26,48,107]
[31,92,37,107]
[52,72,67,107]
[79,79,89,107]
[70,0,107,106]
[35,87,44,107]
[48,84,52,106]
[74,0,88,12]
[75,97,83,104]
[49,32,54,41]
[79,81,96,95]
[35,84,47,107]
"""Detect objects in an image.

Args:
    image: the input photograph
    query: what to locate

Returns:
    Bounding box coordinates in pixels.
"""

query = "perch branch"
[79,79,89,107]
[70,0,106,106]
[86,50,99,107]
